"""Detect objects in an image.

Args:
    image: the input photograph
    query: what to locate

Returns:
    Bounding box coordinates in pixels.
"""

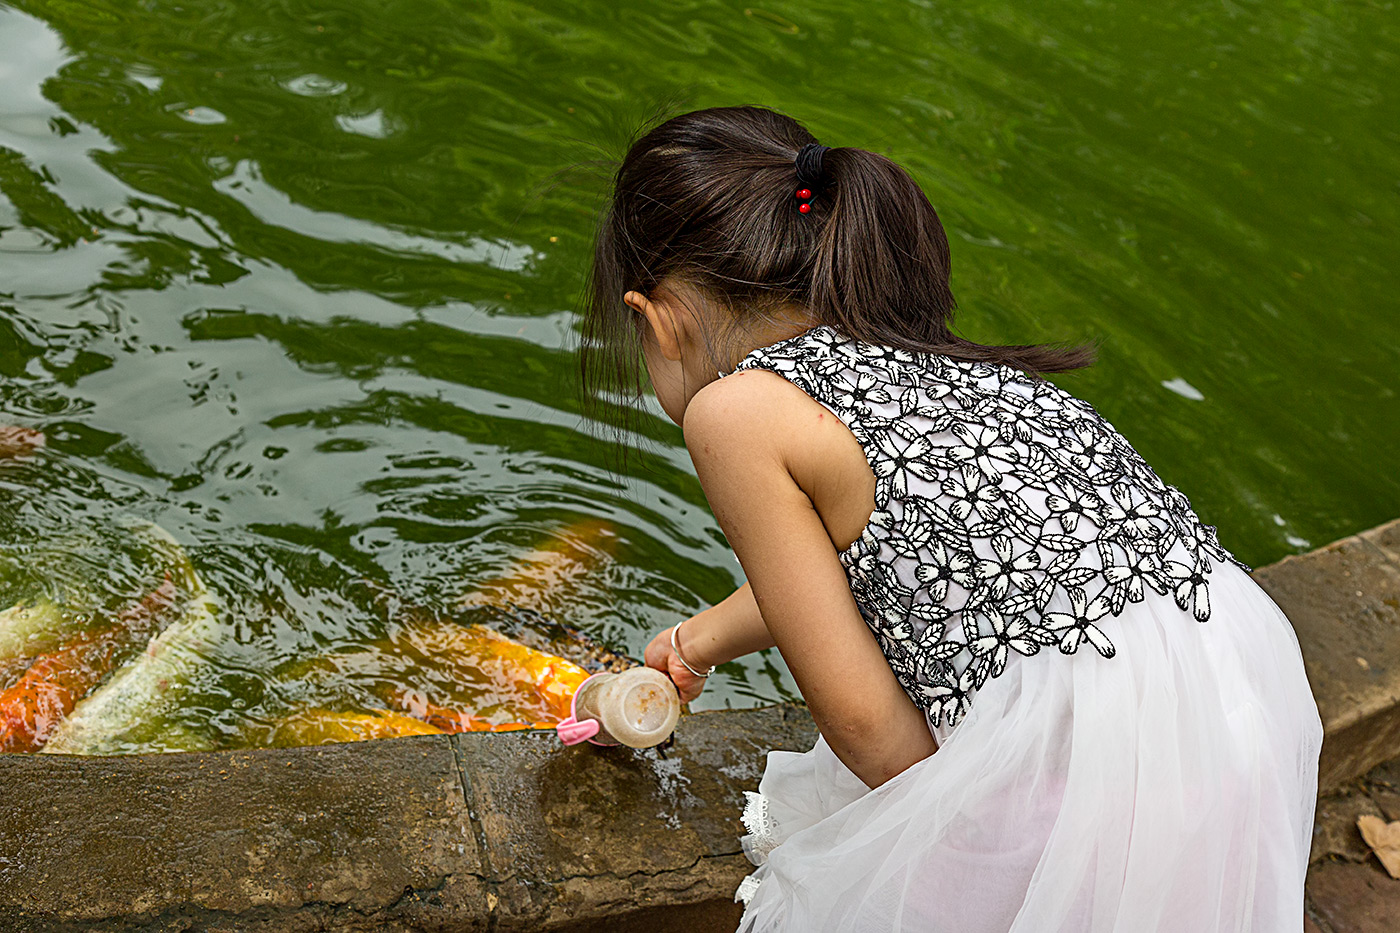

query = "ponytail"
[809,147,1094,374]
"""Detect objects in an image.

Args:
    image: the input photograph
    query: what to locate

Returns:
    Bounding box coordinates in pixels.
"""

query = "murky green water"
[1,0,1396,751]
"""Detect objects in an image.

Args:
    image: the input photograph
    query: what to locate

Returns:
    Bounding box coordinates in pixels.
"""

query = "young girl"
[581,106,1322,932]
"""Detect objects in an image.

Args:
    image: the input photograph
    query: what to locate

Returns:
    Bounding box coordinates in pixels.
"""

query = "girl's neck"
[719,306,818,372]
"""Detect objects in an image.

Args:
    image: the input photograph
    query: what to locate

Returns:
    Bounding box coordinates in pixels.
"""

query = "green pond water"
[0,0,1396,752]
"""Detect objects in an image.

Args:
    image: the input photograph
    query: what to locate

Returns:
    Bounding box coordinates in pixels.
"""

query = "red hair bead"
[796,188,812,200]
[798,203,812,213]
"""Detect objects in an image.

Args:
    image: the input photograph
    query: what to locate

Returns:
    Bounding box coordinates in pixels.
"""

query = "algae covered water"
[0,0,1397,752]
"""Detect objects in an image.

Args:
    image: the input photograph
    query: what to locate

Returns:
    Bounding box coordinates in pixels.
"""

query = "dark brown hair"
[580,106,1093,419]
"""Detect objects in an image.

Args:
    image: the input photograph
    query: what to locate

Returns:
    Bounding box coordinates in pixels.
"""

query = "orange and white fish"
[0,579,176,753]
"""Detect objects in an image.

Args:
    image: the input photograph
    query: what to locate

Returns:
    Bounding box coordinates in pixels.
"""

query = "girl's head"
[581,106,1092,425]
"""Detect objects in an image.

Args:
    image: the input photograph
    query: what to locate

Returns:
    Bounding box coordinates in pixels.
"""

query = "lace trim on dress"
[731,326,1249,728]
[735,791,780,906]
[735,871,763,906]
[739,790,781,864]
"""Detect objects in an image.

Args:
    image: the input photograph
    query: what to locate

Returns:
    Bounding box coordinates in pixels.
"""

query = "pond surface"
[0,0,1396,751]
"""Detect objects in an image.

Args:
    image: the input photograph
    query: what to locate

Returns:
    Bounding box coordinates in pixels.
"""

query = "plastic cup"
[557,667,680,749]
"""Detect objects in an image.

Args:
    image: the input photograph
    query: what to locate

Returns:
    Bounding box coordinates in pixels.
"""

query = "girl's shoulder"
[684,364,843,457]
[686,363,877,519]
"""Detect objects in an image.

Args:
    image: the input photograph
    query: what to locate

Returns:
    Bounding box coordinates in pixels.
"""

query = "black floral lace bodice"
[731,326,1247,727]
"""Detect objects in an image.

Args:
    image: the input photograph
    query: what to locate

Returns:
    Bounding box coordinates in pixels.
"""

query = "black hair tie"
[793,143,829,214]
[795,142,829,190]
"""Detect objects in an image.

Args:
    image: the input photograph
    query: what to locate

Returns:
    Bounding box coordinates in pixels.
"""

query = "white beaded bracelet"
[670,618,716,678]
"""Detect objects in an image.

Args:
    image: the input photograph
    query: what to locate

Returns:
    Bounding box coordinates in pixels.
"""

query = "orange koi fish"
[0,579,175,753]
[263,518,617,748]
[0,653,31,692]
[270,708,445,747]
[389,688,555,734]
[363,516,613,732]
[386,622,590,725]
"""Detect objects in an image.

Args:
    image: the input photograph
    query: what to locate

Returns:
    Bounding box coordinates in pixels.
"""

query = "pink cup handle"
[556,715,600,746]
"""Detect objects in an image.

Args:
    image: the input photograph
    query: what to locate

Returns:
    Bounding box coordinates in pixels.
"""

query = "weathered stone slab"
[0,736,483,931]
[0,706,815,932]
[1311,789,1386,864]
[1361,520,1400,565]
[1253,520,1400,790]
[1307,860,1400,933]
[1306,756,1400,931]
[457,705,817,932]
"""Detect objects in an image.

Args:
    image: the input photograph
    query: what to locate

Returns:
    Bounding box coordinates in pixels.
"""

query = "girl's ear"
[624,290,684,362]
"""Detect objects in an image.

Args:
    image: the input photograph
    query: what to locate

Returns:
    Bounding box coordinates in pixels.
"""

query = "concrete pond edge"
[3,518,1400,931]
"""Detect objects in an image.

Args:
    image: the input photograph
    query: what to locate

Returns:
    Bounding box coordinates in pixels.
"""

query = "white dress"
[726,328,1323,933]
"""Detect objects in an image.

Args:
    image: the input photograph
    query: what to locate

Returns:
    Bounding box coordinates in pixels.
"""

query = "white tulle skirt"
[735,558,1323,933]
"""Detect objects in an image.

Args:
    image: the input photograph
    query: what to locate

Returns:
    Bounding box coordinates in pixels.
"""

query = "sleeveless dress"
[725,326,1322,933]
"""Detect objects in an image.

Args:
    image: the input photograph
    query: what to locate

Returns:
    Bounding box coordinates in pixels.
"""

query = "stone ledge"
[0,736,483,930]
[0,706,816,933]
[1253,518,1400,790]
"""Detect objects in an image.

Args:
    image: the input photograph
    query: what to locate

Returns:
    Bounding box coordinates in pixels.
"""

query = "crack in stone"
[450,735,501,933]
[354,873,452,916]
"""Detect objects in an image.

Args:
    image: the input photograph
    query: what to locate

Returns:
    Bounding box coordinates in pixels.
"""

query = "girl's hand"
[644,624,709,704]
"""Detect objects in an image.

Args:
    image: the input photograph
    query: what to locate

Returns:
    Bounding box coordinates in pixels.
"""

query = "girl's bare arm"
[681,370,937,789]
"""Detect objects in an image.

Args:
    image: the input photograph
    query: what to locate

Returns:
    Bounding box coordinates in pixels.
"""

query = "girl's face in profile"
[636,312,689,425]
[623,282,719,427]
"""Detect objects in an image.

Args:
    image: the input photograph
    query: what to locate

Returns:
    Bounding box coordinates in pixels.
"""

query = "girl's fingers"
[643,626,675,672]
[667,655,706,703]
[641,625,706,701]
